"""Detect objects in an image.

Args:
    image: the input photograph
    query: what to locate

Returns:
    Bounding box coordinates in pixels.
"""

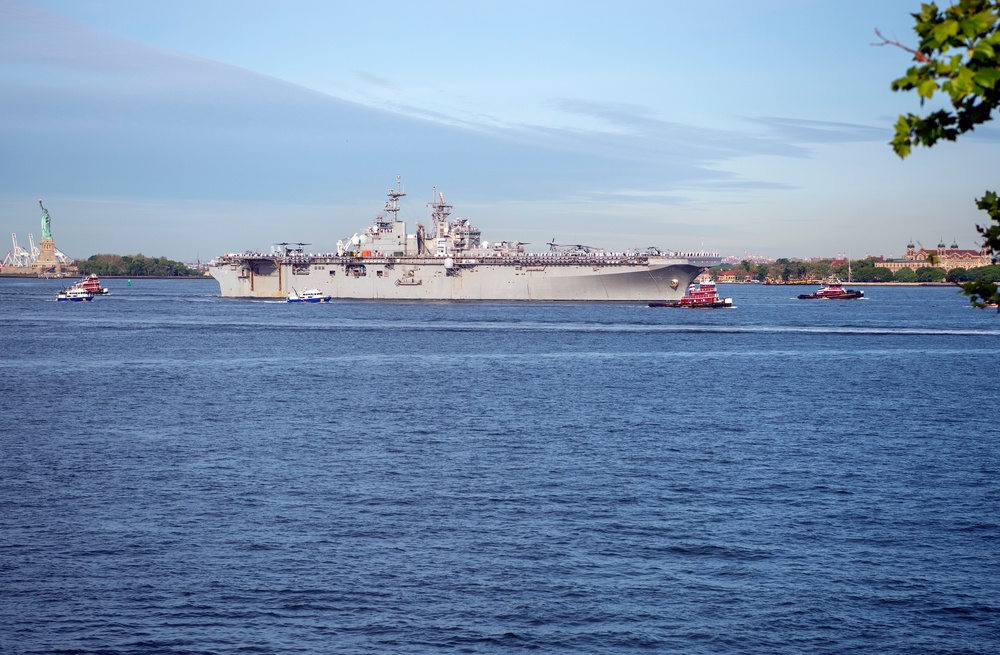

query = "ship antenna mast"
[428,186,453,239]
[385,174,406,223]
[429,187,452,222]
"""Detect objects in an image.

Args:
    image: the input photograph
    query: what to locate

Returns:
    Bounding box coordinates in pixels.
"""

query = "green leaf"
[891,67,924,92]
[968,9,1000,34]
[918,78,939,98]
[932,19,960,43]
[918,3,940,24]
[891,116,916,158]
[978,190,1000,222]
[933,53,963,74]
[974,67,1000,88]
[944,66,977,99]
[971,41,996,60]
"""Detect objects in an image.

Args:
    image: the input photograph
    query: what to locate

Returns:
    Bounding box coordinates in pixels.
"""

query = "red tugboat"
[72,274,110,295]
[649,280,733,308]
[797,277,864,300]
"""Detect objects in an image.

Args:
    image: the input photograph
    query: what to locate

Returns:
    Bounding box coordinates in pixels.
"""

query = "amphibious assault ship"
[209,179,722,301]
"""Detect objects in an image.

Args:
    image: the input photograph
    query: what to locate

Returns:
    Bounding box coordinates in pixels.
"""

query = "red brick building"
[881,241,991,273]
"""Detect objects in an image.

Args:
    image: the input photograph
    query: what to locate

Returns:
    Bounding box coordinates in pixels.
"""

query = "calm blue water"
[1,278,998,654]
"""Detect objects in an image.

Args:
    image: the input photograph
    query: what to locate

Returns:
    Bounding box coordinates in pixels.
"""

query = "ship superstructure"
[209,178,722,301]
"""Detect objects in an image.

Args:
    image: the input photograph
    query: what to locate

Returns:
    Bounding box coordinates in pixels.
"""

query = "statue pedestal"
[35,238,62,277]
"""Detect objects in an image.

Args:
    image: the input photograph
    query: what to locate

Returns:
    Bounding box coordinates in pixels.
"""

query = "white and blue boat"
[287,288,331,303]
[57,287,94,302]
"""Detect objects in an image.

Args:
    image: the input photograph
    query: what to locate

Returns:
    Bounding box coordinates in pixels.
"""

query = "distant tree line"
[717,258,1000,284]
[76,254,199,277]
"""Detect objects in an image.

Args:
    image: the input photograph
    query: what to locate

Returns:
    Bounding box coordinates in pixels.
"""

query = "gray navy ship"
[209,178,722,301]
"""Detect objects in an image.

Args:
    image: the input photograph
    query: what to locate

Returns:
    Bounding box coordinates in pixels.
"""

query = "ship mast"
[429,187,452,238]
[385,174,405,223]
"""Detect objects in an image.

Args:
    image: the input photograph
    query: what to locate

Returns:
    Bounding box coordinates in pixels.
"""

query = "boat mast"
[385,174,405,223]
[429,187,452,239]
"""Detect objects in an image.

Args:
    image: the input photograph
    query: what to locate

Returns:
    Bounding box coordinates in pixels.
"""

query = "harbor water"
[1,278,997,654]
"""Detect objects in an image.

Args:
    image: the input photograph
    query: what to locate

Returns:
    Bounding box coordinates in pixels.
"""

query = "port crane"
[3,233,37,267]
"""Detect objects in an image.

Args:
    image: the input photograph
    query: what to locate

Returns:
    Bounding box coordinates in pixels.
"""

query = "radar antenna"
[427,187,453,240]
[428,187,452,223]
[385,174,406,223]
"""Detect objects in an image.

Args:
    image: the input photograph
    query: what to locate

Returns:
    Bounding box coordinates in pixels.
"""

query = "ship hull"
[209,255,710,301]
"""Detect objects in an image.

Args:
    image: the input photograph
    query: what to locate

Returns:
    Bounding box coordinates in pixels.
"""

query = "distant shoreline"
[0,273,214,280]
[729,281,959,287]
[87,275,214,280]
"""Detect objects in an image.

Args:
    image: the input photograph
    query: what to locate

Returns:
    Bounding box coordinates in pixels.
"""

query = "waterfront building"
[711,269,753,283]
[880,240,992,273]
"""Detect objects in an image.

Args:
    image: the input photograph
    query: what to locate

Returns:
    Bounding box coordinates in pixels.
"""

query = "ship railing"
[218,252,716,267]
[216,250,719,265]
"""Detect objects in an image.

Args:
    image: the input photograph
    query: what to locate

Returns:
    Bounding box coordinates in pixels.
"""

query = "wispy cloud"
[749,117,887,144]
[353,71,396,89]
[545,98,812,160]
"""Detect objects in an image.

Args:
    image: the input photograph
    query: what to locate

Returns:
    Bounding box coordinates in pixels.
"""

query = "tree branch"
[873,28,930,62]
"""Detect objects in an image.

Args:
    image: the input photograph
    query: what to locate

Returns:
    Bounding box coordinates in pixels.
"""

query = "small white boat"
[57,287,95,302]
[287,288,331,303]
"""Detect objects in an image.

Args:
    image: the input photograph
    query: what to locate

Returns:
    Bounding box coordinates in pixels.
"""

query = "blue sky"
[1,0,997,262]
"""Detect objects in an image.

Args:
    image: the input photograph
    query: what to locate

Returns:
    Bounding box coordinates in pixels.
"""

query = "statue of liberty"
[39,199,51,239]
